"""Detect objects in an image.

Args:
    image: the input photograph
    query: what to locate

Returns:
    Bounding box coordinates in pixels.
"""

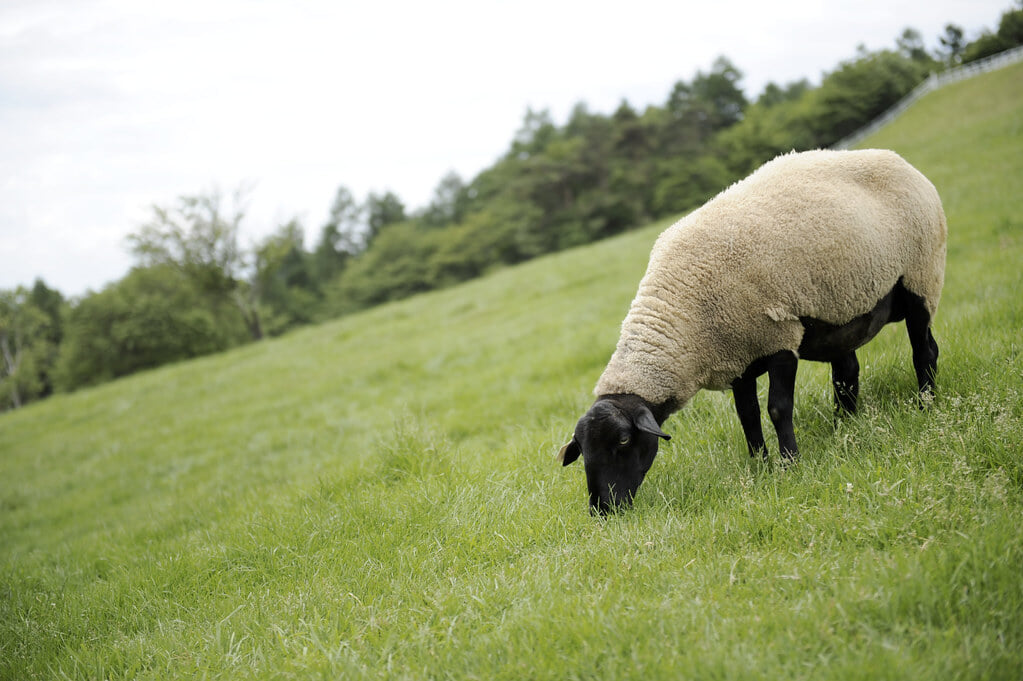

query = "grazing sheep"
[559,149,946,514]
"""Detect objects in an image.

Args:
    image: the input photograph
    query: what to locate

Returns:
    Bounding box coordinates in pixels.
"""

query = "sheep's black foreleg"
[831,351,859,414]
[732,374,767,458]
[766,351,799,460]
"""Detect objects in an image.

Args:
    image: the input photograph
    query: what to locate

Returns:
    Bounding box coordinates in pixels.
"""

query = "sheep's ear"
[635,406,670,441]
[558,438,582,466]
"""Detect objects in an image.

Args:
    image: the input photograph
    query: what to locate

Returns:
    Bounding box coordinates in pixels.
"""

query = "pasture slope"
[2,61,1021,680]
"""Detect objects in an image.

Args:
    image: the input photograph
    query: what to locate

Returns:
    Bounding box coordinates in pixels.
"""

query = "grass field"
[2,61,1022,680]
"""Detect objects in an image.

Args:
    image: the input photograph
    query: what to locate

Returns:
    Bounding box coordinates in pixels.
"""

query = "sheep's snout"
[588,477,637,516]
[590,494,632,516]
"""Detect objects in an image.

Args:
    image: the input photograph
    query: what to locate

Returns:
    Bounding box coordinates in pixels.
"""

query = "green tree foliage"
[26,279,64,397]
[689,56,748,131]
[652,155,733,216]
[127,189,263,340]
[366,191,407,242]
[418,174,466,228]
[324,185,365,251]
[963,6,1023,62]
[54,266,245,391]
[717,79,818,175]
[939,24,967,65]
[510,108,558,159]
[312,224,350,285]
[252,220,319,336]
[0,286,58,410]
[662,57,747,156]
[756,79,811,108]
[896,28,934,64]
[607,100,658,223]
[313,185,363,285]
[810,47,934,145]
[323,221,440,314]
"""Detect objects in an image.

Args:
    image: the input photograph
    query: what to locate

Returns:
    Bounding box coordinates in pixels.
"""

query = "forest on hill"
[2,5,1022,410]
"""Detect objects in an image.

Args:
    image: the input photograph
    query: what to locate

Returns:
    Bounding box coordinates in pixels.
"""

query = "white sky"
[0,0,1011,296]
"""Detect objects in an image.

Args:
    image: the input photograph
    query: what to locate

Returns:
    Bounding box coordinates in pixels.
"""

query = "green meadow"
[2,61,1021,680]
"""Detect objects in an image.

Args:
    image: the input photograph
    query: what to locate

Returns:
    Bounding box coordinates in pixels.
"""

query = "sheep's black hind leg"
[766,351,799,460]
[732,374,767,458]
[831,351,859,414]
[904,294,939,397]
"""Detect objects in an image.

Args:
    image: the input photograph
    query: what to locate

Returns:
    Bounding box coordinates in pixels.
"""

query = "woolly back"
[595,149,947,404]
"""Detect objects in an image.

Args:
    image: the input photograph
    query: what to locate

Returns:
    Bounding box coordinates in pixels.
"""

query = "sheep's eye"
[618,435,631,446]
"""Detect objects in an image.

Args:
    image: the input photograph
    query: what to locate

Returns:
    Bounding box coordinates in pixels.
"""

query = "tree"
[421,172,470,228]
[757,79,810,108]
[252,219,319,335]
[27,279,64,397]
[610,100,648,158]
[607,100,658,221]
[366,190,406,241]
[810,48,931,145]
[0,288,53,410]
[716,92,818,175]
[661,57,747,158]
[938,24,966,65]
[896,27,932,63]
[692,56,748,130]
[313,185,364,286]
[652,155,732,217]
[510,108,557,160]
[54,266,242,391]
[126,188,263,340]
[312,225,348,285]
[324,185,364,250]
[1001,5,1023,44]
[661,81,706,155]
[668,57,746,130]
[962,6,1023,62]
[322,221,437,314]
[128,190,244,293]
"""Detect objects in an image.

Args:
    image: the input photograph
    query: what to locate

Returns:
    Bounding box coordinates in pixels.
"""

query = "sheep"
[559,148,946,515]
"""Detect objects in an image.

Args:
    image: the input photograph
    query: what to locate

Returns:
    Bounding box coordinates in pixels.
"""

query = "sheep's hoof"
[916,388,936,410]
[778,451,799,469]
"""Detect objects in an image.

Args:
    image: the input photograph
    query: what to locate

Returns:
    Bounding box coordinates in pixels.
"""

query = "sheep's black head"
[559,394,670,515]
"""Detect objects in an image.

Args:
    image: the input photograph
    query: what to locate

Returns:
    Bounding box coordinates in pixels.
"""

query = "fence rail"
[831,45,1023,150]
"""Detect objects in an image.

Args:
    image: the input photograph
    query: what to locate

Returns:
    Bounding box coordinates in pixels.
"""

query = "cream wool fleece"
[595,149,947,406]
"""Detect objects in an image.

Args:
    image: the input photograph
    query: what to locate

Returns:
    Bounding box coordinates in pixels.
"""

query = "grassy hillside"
[2,61,1022,680]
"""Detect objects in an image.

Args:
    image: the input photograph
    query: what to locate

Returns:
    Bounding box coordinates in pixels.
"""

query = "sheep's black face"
[559,395,670,515]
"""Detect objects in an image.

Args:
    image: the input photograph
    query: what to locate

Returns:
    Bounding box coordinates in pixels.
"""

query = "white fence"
[832,44,1023,150]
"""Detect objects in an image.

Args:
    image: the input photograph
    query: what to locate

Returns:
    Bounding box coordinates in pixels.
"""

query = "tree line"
[3,7,1022,411]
